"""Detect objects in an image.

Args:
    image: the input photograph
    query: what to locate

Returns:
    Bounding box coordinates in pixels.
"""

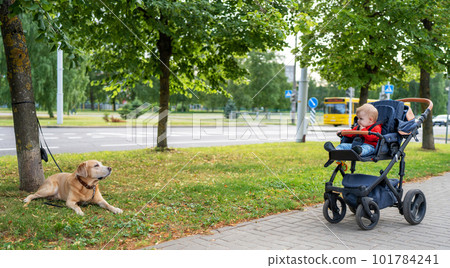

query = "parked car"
[432,114,450,126]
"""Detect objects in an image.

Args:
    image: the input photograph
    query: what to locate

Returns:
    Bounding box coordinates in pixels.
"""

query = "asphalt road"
[0,125,448,156]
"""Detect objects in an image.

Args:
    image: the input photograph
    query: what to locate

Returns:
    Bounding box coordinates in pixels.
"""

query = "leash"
[36,117,63,173]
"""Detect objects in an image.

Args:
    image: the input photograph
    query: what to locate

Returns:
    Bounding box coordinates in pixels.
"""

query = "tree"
[296,0,408,106]
[0,0,44,192]
[247,51,292,110]
[297,0,449,150]
[227,51,292,111]
[401,1,450,150]
[40,0,294,150]
[63,59,89,115]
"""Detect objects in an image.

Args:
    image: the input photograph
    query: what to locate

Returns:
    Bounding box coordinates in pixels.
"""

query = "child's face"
[357,111,375,128]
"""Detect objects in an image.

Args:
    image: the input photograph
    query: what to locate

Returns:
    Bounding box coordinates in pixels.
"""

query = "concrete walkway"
[146,173,450,250]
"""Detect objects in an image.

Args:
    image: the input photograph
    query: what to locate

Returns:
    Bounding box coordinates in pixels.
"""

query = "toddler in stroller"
[322,98,433,230]
[324,103,382,157]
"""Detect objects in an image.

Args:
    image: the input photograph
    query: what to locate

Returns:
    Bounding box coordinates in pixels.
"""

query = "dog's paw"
[23,197,31,206]
[76,210,85,216]
[112,207,123,214]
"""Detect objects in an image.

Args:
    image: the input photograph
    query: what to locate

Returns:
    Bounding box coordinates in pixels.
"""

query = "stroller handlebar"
[396,98,433,111]
[340,130,384,139]
[396,98,433,123]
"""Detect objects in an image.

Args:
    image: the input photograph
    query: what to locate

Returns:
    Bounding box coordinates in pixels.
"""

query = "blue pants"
[336,143,376,157]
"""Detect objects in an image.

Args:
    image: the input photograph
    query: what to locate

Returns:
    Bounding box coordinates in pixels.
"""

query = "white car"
[432,114,450,126]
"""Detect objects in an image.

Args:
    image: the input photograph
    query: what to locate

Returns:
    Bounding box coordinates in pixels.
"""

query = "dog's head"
[76,160,112,180]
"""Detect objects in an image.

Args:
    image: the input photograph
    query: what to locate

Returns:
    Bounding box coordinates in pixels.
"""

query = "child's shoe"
[324,142,335,152]
[352,145,362,155]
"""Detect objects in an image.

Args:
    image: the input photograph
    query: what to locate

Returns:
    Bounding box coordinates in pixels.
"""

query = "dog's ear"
[76,162,88,178]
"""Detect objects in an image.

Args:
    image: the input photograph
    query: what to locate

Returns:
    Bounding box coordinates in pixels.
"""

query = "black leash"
[43,202,65,208]
[36,117,63,173]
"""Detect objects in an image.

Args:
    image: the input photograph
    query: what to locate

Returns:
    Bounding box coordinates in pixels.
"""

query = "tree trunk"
[419,67,435,150]
[419,18,435,150]
[359,80,370,106]
[1,0,45,192]
[89,87,95,110]
[156,29,172,150]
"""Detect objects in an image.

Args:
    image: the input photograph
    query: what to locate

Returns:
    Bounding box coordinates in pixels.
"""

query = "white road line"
[100,144,141,147]
[68,137,82,139]
[0,146,59,151]
[0,148,16,151]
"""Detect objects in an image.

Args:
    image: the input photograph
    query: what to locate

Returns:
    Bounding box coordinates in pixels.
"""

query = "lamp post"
[57,45,63,125]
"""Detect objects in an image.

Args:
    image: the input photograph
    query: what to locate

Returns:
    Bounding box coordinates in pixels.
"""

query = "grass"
[0,142,449,250]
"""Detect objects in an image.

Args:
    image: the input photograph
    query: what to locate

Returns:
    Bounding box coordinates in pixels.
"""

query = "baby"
[324,103,382,157]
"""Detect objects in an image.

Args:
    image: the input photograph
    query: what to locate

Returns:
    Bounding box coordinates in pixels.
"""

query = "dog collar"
[77,175,96,190]
[77,175,97,201]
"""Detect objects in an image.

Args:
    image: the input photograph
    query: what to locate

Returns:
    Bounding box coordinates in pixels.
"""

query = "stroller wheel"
[323,196,346,224]
[355,200,380,230]
[403,189,426,225]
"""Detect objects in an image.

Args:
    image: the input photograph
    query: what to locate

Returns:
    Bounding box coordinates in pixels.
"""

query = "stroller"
[322,98,433,230]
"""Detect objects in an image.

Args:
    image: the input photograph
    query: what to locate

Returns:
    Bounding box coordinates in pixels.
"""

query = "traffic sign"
[384,84,394,94]
[308,97,318,109]
[285,90,293,98]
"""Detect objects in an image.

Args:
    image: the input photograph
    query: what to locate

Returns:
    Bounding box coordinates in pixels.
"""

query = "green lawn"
[0,142,449,249]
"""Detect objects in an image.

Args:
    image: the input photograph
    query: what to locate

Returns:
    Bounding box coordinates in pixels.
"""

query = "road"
[0,125,448,156]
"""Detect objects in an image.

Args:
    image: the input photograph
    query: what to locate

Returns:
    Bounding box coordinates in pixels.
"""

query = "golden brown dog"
[24,160,122,216]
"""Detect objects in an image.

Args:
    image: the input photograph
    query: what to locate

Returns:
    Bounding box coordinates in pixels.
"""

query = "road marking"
[100,144,141,147]
[0,146,58,151]
[68,137,82,139]
[0,148,16,151]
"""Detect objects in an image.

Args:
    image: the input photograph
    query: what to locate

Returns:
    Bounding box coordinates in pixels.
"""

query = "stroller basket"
[322,98,432,230]
[342,174,399,210]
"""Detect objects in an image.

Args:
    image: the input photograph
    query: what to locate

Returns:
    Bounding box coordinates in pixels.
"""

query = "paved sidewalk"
[146,173,450,250]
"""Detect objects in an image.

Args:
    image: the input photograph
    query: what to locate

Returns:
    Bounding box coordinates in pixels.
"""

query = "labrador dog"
[24,160,122,216]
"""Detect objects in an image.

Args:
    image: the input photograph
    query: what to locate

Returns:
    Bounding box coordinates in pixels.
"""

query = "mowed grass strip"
[0,142,449,249]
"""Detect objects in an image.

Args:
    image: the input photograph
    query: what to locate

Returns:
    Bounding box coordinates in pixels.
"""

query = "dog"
[24,160,123,216]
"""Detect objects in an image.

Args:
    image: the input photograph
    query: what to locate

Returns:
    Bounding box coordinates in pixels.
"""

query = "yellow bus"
[323,97,377,126]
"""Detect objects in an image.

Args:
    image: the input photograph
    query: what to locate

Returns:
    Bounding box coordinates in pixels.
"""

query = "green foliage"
[223,99,238,119]
[117,99,150,120]
[296,0,449,99]
[40,0,294,97]
[227,51,292,110]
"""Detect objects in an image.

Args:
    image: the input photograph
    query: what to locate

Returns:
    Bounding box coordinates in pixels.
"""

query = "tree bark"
[1,0,45,192]
[89,87,95,110]
[359,80,370,106]
[156,28,172,150]
[419,18,435,150]
[419,67,435,150]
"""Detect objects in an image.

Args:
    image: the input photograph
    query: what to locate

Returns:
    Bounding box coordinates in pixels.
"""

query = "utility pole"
[296,68,308,142]
[290,35,297,124]
[347,87,354,128]
[57,46,63,125]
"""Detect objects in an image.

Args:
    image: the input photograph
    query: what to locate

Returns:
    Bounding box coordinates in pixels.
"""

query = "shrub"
[118,100,150,119]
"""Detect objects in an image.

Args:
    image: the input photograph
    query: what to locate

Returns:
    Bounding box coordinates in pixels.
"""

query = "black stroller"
[322,98,433,230]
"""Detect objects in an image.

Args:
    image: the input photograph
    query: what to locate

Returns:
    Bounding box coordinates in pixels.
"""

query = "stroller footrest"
[329,149,362,161]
